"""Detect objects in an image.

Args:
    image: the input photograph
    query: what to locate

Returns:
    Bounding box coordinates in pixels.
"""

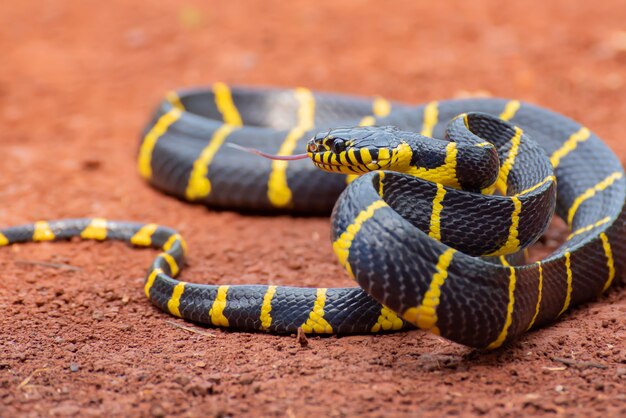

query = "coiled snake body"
[2,85,624,349]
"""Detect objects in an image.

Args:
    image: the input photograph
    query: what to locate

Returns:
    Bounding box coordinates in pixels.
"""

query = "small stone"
[194,361,207,369]
[92,360,106,372]
[149,404,166,418]
[91,310,104,321]
[555,385,565,393]
[174,374,191,386]
[118,323,133,332]
[472,401,491,415]
[81,160,102,171]
[49,404,80,416]
[238,373,256,385]
[69,362,80,372]
[185,379,214,396]
[206,373,222,384]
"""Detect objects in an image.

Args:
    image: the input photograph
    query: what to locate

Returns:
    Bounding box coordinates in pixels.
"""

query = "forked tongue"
[226,143,309,160]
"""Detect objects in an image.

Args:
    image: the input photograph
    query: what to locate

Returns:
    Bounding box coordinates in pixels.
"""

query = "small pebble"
[149,404,166,418]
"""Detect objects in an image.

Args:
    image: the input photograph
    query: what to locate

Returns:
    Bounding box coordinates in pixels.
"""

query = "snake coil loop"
[1,85,624,349]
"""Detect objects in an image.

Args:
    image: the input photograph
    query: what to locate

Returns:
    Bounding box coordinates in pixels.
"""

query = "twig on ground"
[551,357,608,369]
[165,320,215,337]
[296,327,308,347]
[15,259,82,271]
[17,368,49,389]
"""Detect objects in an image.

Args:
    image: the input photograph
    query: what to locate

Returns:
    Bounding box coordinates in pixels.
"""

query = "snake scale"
[2,84,624,349]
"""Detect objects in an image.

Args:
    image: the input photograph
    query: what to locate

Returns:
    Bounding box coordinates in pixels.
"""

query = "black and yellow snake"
[2,84,624,349]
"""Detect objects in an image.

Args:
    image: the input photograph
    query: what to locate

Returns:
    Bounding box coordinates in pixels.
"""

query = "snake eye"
[331,139,346,153]
[308,143,318,152]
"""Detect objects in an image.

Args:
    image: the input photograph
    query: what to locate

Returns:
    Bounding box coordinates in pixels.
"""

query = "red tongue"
[226,143,309,160]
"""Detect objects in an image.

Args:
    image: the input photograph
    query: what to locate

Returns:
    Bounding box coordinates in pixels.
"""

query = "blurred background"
[2,0,625,220]
[0,0,626,220]
[2,0,625,142]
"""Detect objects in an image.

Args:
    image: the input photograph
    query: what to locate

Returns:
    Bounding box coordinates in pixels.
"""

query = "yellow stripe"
[378,148,391,161]
[373,97,391,117]
[514,175,556,197]
[345,174,359,184]
[166,91,185,110]
[371,305,404,332]
[567,216,611,240]
[495,127,523,194]
[359,116,376,126]
[526,261,543,330]
[332,200,388,279]
[486,257,517,349]
[301,288,333,334]
[259,285,277,330]
[358,97,391,126]
[428,183,447,241]
[213,82,242,126]
[159,252,180,276]
[499,100,521,121]
[557,252,573,317]
[0,232,8,246]
[167,282,186,318]
[186,124,238,200]
[80,218,107,241]
[359,148,372,164]
[461,113,469,128]
[487,196,522,256]
[163,233,188,255]
[144,268,162,299]
[209,285,229,327]
[401,248,456,335]
[599,233,616,292]
[137,108,182,179]
[347,148,358,165]
[33,221,55,242]
[130,223,158,247]
[405,142,460,189]
[378,171,385,197]
[550,127,590,168]
[475,142,492,147]
[567,172,623,226]
[420,101,439,137]
[267,88,315,207]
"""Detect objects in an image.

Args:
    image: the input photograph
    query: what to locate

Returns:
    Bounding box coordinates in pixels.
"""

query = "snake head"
[306,126,404,174]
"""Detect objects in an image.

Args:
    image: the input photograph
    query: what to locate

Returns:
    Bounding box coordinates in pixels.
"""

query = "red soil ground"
[1,1,625,416]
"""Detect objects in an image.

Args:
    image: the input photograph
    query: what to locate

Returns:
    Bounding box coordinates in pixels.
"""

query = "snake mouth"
[311,157,391,174]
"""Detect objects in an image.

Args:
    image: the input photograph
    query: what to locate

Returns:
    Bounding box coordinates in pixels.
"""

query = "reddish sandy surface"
[1,1,625,417]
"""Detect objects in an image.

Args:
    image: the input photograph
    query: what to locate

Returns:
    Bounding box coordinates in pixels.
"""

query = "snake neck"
[391,119,500,192]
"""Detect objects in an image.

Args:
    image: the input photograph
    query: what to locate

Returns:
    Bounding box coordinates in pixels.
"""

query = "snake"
[2,84,624,349]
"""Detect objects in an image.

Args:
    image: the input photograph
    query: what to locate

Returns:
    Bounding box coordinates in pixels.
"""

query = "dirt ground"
[1,0,625,417]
